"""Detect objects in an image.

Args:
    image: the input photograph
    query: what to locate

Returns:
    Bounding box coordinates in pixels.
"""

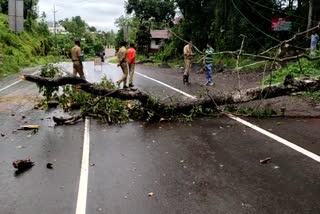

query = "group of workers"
[70,39,214,88]
[70,40,137,89]
[183,41,215,86]
[116,41,137,89]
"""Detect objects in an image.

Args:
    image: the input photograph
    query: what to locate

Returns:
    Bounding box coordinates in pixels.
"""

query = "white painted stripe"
[135,72,197,100]
[134,71,320,163]
[75,118,90,214]
[112,63,320,162]
[0,70,40,93]
[226,114,320,163]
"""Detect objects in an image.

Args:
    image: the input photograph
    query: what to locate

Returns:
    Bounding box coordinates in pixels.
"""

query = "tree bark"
[307,0,314,39]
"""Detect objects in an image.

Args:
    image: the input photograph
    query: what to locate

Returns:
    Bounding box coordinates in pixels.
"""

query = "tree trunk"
[307,0,314,39]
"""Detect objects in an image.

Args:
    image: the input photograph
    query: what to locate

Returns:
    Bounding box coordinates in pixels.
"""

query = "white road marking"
[75,118,90,214]
[0,70,40,93]
[227,114,320,163]
[135,72,197,99]
[130,70,320,163]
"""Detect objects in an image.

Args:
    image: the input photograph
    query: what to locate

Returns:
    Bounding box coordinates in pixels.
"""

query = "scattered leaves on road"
[260,157,272,164]
[147,192,154,197]
[13,159,34,170]
[46,163,53,169]
[1,133,5,137]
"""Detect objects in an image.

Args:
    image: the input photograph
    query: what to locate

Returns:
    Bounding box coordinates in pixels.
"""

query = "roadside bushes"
[0,14,55,77]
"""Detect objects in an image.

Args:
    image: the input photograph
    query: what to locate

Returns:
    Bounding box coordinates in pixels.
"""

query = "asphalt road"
[0,61,319,214]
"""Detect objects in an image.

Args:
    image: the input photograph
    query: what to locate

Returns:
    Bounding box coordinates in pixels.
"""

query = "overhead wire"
[246,0,317,23]
[231,0,280,42]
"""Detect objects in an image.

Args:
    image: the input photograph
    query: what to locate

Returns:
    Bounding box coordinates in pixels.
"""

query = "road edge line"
[0,70,40,93]
[136,72,197,99]
[133,70,320,163]
[75,118,90,214]
[226,113,320,163]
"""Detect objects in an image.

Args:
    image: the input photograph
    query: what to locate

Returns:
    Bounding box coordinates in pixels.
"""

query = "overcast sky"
[38,0,126,31]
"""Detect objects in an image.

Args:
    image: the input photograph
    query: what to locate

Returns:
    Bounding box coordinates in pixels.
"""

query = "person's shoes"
[123,85,129,89]
[129,84,134,88]
[183,75,187,84]
[185,76,191,85]
[204,82,214,86]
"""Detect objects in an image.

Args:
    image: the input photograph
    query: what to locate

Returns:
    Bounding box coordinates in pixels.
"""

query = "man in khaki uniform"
[116,42,129,89]
[71,40,85,79]
[183,41,195,85]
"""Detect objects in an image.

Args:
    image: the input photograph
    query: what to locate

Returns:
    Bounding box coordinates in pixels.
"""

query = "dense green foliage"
[0,14,56,77]
[264,59,320,85]
[58,16,115,57]
[125,0,320,56]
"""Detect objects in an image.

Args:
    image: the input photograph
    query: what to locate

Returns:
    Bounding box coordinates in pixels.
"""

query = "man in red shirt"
[126,43,137,88]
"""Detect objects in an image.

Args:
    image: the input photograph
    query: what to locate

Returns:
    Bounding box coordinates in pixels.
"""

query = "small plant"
[37,63,62,101]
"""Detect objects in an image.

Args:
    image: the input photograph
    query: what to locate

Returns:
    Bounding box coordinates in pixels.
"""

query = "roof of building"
[150,30,171,39]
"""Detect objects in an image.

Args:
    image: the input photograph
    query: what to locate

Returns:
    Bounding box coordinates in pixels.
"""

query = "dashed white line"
[0,70,40,93]
[75,118,90,214]
[135,72,197,99]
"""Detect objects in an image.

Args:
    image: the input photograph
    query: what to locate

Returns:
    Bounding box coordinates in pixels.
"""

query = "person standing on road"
[127,43,137,88]
[116,42,129,89]
[310,31,319,56]
[183,41,195,85]
[71,40,85,79]
[203,44,215,86]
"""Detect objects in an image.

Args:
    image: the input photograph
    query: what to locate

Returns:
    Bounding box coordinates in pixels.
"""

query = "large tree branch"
[21,75,320,115]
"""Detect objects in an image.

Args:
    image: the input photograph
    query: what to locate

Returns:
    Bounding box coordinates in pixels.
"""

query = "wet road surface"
[0,62,319,214]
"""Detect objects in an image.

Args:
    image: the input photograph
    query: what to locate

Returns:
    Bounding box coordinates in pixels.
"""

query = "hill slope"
[0,14,55,78]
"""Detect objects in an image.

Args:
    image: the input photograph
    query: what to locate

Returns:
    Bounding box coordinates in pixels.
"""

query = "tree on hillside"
[61,16,87,39]
[125,0,176,24]
[88,26,97,32]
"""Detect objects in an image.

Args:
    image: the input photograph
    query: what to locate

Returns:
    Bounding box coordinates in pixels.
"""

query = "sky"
[38,0,126,31]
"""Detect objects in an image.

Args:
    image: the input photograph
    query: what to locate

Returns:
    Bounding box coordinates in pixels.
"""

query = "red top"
[127,47,136,64]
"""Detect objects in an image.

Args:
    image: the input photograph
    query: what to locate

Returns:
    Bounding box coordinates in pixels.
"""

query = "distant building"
[47,22,68,35]
[150,30,171,51]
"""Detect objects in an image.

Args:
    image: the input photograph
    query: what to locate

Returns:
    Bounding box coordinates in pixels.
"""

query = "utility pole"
[53,5,58,48]
[9,0,24,32]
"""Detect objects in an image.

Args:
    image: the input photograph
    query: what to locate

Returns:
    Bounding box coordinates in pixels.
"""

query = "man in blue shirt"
[203,44,214,86]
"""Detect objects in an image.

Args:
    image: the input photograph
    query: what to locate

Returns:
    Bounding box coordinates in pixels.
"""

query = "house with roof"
[150,30,171,52]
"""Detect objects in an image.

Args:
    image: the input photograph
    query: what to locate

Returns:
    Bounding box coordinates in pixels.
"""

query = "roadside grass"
[264,58,320,85]
[297,91,320,101]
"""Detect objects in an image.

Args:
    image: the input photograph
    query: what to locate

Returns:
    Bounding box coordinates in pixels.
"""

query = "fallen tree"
[21,75,320,118]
